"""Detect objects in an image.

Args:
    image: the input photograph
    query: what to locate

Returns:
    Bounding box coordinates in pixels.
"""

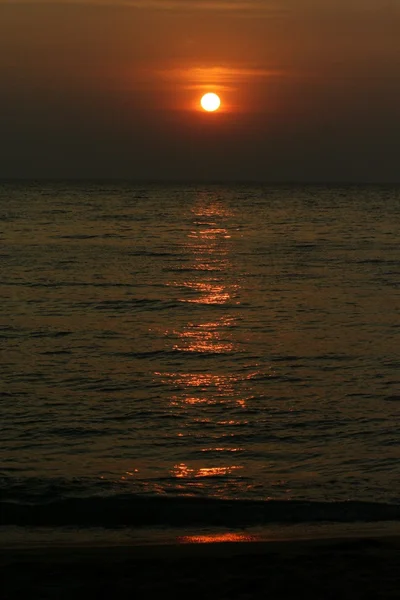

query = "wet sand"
[1,535,399,599]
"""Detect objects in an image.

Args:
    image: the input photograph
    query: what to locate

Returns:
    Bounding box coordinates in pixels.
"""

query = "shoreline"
[2,518,400,548]
[2,532,400,599]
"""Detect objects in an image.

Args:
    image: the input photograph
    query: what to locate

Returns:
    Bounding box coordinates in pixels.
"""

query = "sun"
[200,93,221,112]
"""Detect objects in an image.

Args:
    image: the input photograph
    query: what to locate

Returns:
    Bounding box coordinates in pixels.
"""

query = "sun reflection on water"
[173,201,238,305]
[172,317,237,353]
[156,371,249,408]
[178,532,257,544]
[172,463,243,478]
[155,194,251,490]
[178,280,235,305]
[189,227,231,238]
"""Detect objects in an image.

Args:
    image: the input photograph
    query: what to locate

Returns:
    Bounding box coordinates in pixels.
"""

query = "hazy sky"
[1,0,399,181]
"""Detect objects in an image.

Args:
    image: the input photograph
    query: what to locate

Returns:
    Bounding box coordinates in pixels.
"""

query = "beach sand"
[1,535,399,599]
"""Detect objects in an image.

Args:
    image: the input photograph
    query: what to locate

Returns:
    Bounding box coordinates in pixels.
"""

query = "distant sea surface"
[1,182,399,539]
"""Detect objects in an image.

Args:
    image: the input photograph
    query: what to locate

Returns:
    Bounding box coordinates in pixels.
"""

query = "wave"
[1,495,399,528]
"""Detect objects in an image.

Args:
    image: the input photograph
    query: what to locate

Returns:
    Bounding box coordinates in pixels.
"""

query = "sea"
[1,181,399,546]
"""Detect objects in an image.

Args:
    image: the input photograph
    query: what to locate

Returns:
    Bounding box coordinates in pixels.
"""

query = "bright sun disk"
[201,93,221,112]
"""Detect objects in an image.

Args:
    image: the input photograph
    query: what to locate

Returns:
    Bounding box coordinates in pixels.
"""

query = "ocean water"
[1,181,399,538]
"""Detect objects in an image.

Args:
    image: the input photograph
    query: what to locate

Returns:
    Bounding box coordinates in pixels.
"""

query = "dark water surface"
[1,182,399,533]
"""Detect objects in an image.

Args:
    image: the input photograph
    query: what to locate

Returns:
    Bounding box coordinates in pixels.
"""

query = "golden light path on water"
[172,317,236,354]
[172,464,243,479]
[178,533,257,544]
[155,195,251,492]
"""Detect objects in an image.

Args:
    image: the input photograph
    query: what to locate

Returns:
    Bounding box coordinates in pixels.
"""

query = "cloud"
[157,65,286,91]
[1,0,396,11]
[0,0,284,13]
[117,0,276,10]
[164,65,284,80]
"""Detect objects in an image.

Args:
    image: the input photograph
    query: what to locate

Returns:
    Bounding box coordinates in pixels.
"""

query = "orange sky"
[0,1,399,180]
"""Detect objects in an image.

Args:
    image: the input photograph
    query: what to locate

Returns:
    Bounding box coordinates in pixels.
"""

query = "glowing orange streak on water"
[178,533,258,544]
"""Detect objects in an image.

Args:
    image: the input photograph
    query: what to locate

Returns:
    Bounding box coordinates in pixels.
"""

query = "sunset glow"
[1,2,398,180]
